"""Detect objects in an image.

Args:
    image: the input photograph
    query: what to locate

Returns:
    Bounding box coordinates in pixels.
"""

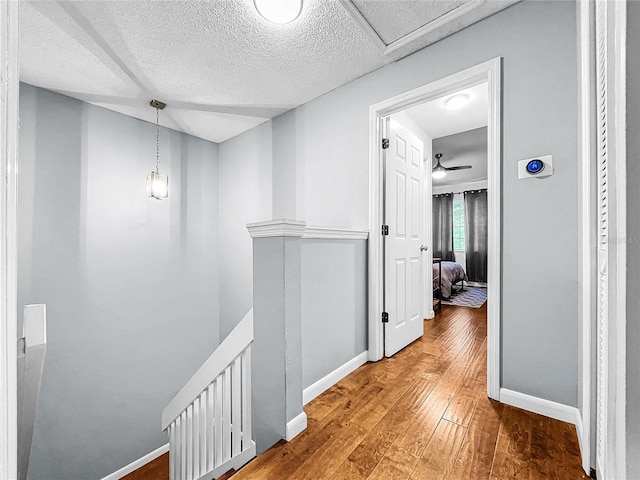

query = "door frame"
[0,2,20,479]
[367,57,502,400]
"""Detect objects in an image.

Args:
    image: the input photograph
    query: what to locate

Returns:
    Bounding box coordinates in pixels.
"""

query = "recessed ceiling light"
[254,0,303,24]
[445,94,469,110]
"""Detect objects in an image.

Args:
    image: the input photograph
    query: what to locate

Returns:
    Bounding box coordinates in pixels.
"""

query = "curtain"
[432,193,455,261]
[464,189,488,282]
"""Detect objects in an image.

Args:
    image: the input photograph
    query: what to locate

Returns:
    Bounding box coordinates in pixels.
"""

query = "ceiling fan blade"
[445,165,472,171]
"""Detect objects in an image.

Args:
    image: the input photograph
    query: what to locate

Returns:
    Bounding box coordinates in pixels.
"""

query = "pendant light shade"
[148,99,168,200]
[147,171,168,199]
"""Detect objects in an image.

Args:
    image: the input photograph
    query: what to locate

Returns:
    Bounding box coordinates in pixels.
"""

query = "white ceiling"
[431,126,488,187]
[19,0,517,144]
[404,82,488,139]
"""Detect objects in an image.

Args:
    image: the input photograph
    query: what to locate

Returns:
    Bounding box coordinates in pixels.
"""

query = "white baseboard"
[500,388,580,426]
[426,310,435,319]
[303,351,368,405]
[501,388,588,472]
[100,443,169,480]
[286,411,308,441]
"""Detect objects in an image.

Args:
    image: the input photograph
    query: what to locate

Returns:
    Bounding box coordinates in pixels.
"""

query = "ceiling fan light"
[432,168,446,180]
[445,93,469,110]
[254,0,303,24]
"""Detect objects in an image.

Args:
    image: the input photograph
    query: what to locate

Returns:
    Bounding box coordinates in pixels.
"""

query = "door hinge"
[382,312,389,323]
[382,225,389,236]
[382,138,389,150]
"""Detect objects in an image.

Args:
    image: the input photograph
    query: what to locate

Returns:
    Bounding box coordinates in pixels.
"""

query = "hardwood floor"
[233,304,588,480]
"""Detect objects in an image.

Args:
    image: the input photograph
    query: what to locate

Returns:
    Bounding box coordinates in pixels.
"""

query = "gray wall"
[298,0,578,406]
[218,123,272,340]
[301,239,368,388]
[18,84,220,480]
[626,2,640,477]
[221,0,580,406]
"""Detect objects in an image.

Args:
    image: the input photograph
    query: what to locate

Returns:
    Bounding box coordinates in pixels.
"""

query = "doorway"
[367,58,502,400]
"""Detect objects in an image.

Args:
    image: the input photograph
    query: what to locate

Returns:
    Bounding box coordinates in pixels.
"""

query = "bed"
[433,261,468,300]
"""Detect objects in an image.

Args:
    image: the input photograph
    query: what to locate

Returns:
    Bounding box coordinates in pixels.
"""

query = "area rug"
[441,287,487,308]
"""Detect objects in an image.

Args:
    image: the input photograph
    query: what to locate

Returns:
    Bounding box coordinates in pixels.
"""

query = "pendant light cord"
[155,106,160,173]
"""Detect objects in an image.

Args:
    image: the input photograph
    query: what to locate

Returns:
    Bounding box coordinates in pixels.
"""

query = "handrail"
[162,309,253,431]
[17,304,47,480]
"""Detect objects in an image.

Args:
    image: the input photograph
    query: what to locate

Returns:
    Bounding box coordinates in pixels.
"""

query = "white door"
[384,118,425,357]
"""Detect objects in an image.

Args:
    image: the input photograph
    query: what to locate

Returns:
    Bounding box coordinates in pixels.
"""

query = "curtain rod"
[433,188,487,197]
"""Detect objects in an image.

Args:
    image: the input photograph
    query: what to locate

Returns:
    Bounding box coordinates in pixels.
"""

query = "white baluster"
[162,310,255,480]
[199,390,207,475]
[222,366,232,462]
[192,398,200,479]
[169,424,175,480]
[206,383,214,471]
[215,376,223,467]
[186,405,193,480]
[242,346,252,448]
[232,356,242,456]
[180,412,187,480]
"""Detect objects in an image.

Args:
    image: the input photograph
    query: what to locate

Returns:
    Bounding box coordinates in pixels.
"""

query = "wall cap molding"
[100,443,169,480]
[303,226,369,240]
[247,220,369,240]
[247,219,306,238]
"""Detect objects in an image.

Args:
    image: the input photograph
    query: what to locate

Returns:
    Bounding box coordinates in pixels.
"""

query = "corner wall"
[18,84,220,480]
[218,123,273,340]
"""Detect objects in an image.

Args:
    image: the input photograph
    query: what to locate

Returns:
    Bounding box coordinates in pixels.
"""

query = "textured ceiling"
[405,82,488,139]
[352,0,469,44]
[432,127,488,187]
[19,0,517,143]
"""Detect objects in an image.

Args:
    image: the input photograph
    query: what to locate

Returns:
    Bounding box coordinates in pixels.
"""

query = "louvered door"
[595,1,609,477]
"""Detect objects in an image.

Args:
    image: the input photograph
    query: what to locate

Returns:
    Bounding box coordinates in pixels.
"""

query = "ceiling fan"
[431,153,472,179]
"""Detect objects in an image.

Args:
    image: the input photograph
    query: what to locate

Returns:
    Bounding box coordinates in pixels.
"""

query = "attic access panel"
[352,0,470,45]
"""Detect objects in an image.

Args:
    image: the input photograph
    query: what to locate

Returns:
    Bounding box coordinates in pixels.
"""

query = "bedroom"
[390,81,489,317]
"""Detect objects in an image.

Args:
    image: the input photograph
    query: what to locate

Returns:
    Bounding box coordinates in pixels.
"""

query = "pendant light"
[147,100,169,199]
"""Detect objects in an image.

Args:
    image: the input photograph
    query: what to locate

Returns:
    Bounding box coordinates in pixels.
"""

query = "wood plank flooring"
[125,304,588,480]
[233,304,589,480]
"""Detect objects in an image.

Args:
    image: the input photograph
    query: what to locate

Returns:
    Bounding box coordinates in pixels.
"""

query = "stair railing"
[17,304,47,480]
[162,309,255,480]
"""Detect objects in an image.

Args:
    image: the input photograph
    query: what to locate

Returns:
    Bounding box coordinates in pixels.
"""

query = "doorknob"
[420,245,428,251]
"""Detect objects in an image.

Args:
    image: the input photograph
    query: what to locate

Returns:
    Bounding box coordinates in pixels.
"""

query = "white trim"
[0,2,19,479]
[303,351,369,405]
[427,310,435,320]
[100,444,169,480]
[612,1,627,476]
[285,411,307,441]
[382,1,484,55]
[338,0,387,52]
[302,226,369,240]
[500,388,580,426]
[246,219,306,238]
[367,58,502,402]
[339,0,512,56]
[247,221,369,240]
[206,444,256,480]
[161,309,253,430]
[578,0,595,473]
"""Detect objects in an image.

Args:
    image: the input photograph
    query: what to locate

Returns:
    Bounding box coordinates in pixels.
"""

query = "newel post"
[247,219,307,453]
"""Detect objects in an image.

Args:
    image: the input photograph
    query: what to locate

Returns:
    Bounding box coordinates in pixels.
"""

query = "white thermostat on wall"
[518,155,553,179]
